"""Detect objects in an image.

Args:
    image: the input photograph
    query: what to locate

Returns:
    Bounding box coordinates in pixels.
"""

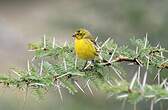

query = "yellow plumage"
[75,38,97,60]
[72,28,98,61]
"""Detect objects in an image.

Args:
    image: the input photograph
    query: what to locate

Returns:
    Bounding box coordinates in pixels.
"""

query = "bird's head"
[72,28,91,40]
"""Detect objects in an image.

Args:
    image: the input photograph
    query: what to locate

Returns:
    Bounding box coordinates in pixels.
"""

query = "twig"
[101,55,143,66]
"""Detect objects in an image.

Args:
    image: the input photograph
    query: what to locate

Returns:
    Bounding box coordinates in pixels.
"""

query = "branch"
[0,36,168,106]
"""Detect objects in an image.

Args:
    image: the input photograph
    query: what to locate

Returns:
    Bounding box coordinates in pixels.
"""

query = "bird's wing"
[90,39,100,52]
[85,34,100,55]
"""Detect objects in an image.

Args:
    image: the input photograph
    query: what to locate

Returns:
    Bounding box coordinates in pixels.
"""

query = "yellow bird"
[72,28,98,68]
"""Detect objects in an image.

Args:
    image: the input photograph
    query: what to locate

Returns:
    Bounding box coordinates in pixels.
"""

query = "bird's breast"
[75,39,97,60]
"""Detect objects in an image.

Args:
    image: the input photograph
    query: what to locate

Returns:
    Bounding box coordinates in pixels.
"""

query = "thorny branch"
[0,36,168,110]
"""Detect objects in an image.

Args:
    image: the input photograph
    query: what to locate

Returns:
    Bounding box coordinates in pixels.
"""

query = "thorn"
[161,59,168,65]
[101,37,111,48]
[154,69,161,85]
[86,80,94,96]
[27,60,31,75]
[95,36,98,42]
[107,80,113,86]
[74,80,86,95]
[165,83,168,91]
[144,33,148,49]
[135,46,138,54]
[11,69,21,77]
[56,72,71,79]
[75,57,78,69]
[63,41,67,47]
[43,34,46,49]
[27,50,36,52]
[108,45,117,63]
[160,46,164,58]
[142,56,150,88]
[52,37,55,48]
[135,59,143,67]
[57,86,63,102]
[98,54,103,61]
[137,66,142,88]
[55,81,63,102]
[160,79,167,87]
[137,66,141,82]
[142,71,147,88]
[63,58,67,71]
[156,42,160,48]
[111,66,124,80]
[84,61,92,70]
[150,99,154,110]
[31,56,36,62]
[129,72,138,90]
[145,55,150,70]
[117,94,128,99]
[39,60,44,76]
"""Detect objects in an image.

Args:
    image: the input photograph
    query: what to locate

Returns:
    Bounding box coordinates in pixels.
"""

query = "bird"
[72,28,99,69]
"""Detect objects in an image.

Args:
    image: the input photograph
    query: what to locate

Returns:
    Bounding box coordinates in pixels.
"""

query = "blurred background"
[0,0,168,110]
